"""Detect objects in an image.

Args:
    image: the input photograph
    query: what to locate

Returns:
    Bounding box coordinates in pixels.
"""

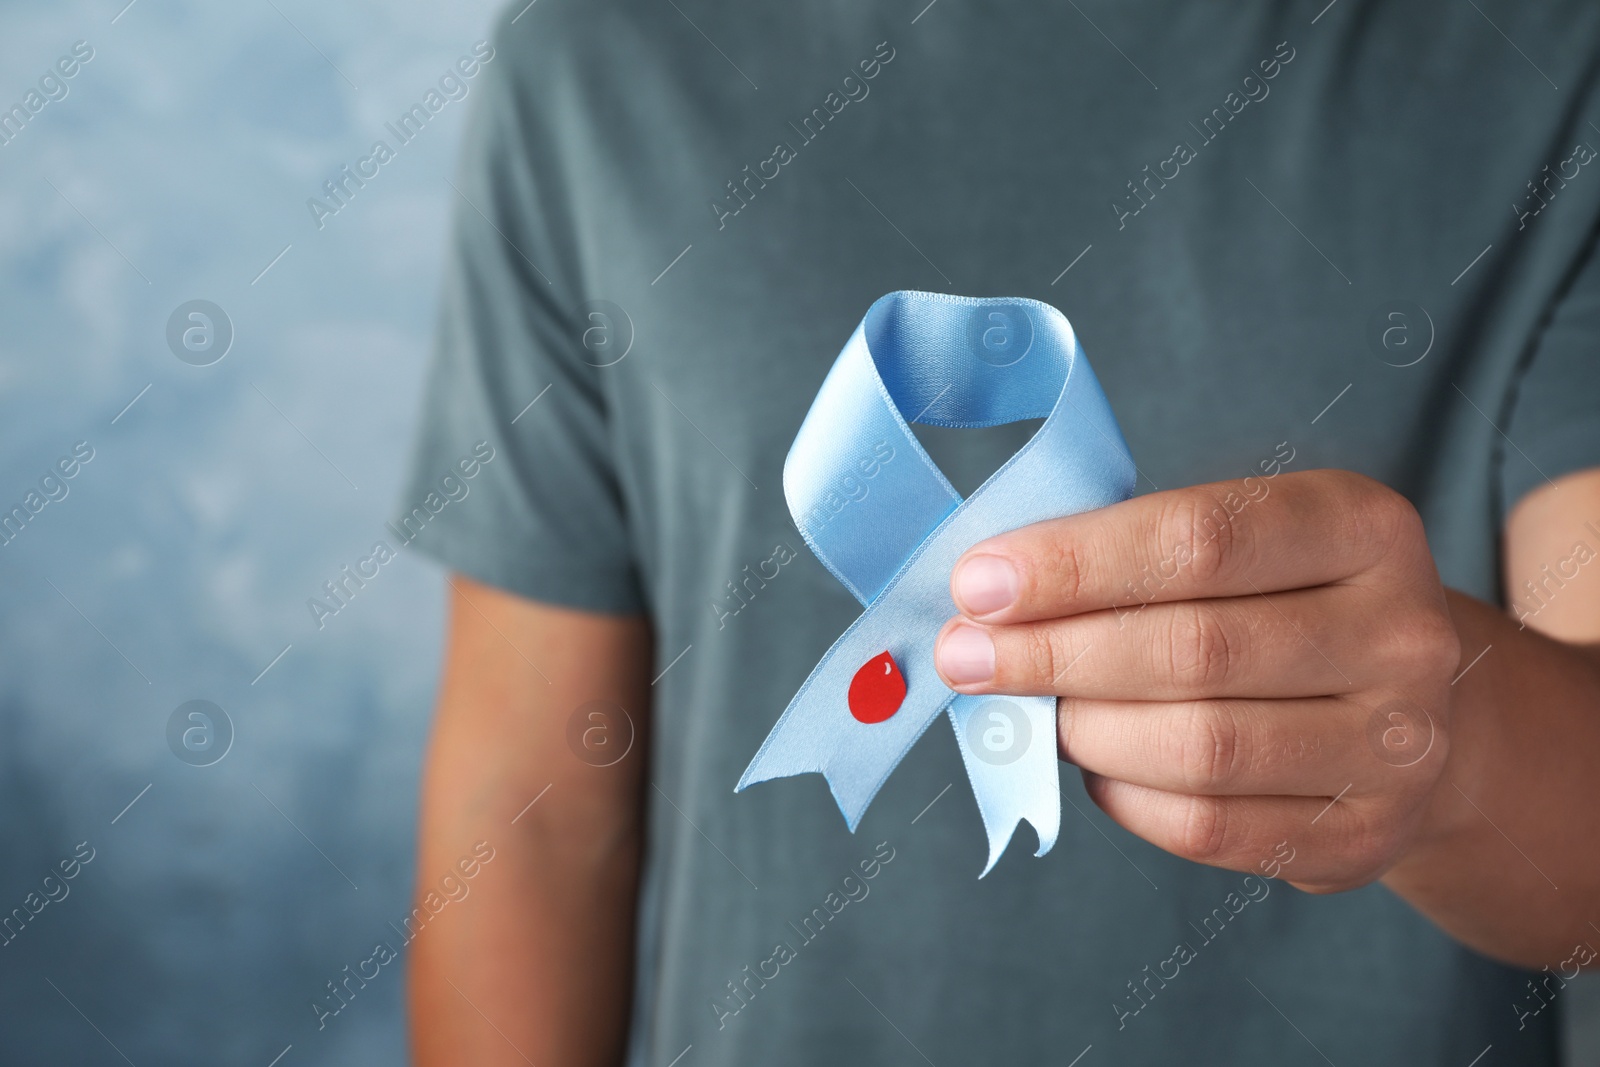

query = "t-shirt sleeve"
[397,32,643,614]
[1501,226,1600,518]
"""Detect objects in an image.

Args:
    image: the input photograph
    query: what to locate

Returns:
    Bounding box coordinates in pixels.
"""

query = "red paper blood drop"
[848,651,906,724]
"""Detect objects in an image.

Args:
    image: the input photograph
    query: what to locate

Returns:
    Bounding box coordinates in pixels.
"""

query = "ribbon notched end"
[977,813,1060,879]
[737,746,897,834]
[949,694,1063,878]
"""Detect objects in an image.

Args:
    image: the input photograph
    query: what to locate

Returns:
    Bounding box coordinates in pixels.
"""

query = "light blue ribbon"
[738,291,1136,875]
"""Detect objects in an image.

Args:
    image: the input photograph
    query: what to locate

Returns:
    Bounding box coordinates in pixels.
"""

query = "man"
[403,2,1600,1063]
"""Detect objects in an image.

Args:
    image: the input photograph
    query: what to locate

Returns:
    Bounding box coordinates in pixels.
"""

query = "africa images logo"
[306,42,495,231]
[1109,41,1296,230]
[709,41,896,230]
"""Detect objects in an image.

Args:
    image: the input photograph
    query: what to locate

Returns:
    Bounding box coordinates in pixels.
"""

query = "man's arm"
[1382,469,1600,965]
[409,575,651,1066]
[931,467,1600,969]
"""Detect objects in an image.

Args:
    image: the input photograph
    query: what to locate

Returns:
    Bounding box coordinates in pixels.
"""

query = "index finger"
[950,470,1410,623]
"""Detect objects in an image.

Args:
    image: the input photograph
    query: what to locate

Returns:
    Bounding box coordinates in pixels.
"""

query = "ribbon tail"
[738,688,951,832]
[948,695,1061,877]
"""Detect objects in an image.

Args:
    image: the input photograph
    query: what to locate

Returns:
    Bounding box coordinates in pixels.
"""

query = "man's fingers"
[950,470,1416,623]
[1058,695,1399,797]
[1081,774,1401,890]
[934,586,1417,699]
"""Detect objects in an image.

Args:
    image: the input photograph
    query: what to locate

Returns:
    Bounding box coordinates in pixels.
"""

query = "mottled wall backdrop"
[0,1,500,1063]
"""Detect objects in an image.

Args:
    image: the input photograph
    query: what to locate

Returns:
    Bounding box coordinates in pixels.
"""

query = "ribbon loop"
[739,291,1136,875]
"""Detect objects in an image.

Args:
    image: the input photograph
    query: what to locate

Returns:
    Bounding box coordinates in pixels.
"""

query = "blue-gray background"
[2,2,1598,1065]
[0,0,501,1063]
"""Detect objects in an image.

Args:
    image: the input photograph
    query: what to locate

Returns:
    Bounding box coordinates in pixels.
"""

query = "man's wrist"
[1384,592,1505,878]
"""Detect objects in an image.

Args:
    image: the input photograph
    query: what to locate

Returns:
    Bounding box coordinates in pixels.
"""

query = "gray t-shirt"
[403,2,1600,1063]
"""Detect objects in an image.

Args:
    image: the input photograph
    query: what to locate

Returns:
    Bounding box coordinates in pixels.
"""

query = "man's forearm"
[1382,590,1600,968]
[409,582,651,1065]
[409,797,641,1066]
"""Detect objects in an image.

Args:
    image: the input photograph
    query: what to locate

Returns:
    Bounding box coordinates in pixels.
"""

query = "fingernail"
[953,555,1018,616]
[937,622,995,685]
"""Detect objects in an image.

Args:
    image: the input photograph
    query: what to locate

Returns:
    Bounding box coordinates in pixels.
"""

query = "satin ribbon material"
[738,291,1136,874]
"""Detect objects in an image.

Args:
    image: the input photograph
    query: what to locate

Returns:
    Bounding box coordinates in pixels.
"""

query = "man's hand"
[934,469,1461,893]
